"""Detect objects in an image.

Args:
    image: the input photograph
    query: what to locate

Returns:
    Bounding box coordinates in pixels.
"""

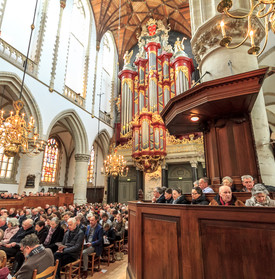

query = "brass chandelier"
[217,0,275,56]
[0,0,44,157]
[104,148,128,178]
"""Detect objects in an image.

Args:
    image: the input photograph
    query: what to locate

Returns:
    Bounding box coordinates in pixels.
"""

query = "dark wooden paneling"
[128,202,275,279]
[200,219,275,279]
[142,214,181,279]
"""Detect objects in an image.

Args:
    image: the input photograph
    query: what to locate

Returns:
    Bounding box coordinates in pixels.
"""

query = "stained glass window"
[41,138,59,183]
[87,146,95,183]
[0,147,14,179]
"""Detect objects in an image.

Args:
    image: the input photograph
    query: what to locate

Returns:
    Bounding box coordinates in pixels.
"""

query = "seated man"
[152,187,166,203]
[210,186,245,206]
[54,218,84,279]
[35,221,48,244]
[240,175,254,192]
[13,234,54,279]
[0,219,35,275]
[82,215,103,278]
[199,177,214,193]
[164,188,173,204]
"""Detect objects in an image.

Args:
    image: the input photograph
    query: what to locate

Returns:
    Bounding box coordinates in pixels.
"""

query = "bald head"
[219,186,232,203]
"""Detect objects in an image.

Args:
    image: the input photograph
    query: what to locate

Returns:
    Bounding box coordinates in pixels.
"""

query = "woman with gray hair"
[245,184,275,207]
[0,218,19,245]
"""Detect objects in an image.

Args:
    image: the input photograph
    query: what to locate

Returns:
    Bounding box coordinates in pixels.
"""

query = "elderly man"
[199,177,214,193]
[13,234,54,279]
[240,175,254,192]
[152,187,166,203]
[1,219,35,275]
[82,215,103,278]
[210,186,244,206]
[54,217,84,279]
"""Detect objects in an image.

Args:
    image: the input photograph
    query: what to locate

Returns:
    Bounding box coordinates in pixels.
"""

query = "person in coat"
[13,234,54,279]
[34,221,48,244]
[209,186,245,206]
[54,218,84,279]
[172,188,189,204]
[245,184,275,207]
[82,215,103,278]
[191,187,209,205]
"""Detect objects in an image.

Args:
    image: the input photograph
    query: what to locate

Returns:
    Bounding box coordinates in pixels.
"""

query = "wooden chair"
[60,242,84,279]
[88,252,100,277]
[114,238,124,253]
[102,244,115,266]
[32,259,59,279]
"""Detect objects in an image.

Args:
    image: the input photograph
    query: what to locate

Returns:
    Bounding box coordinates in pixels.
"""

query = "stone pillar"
[107,176,118,203]
[190,161,198,183]
[74,154,90,204]
[189,0,275,183]
[92,41,100,117]
[136,169,143,200]
[161,167,168,188]
[18,153,44,194]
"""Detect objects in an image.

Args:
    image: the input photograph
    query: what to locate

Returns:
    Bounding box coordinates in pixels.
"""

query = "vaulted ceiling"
[89,0,191,63]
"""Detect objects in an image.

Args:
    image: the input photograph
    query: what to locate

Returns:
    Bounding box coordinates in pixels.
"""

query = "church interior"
[0,0,275,278]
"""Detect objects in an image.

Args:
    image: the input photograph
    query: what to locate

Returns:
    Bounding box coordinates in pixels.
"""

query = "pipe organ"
[118,18,194,172]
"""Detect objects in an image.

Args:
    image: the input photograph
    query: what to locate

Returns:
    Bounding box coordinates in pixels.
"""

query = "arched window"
[41,138,60,183]
[0,147,14,179]
[65,0,90,97]
[87,145,95,184]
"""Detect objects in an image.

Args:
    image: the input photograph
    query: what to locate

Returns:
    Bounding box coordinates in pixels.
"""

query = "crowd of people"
[0,202,128,278]
[0,191,58,200]
[152,175,275,207]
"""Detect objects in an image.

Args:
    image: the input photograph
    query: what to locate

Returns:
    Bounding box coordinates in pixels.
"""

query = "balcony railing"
[0,38,37,75]
[99,110,111,125]
[64,86,85,107]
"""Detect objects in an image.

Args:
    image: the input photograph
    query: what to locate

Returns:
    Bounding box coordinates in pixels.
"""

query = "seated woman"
[0,218,19,246]
[113,214,125,240]
[103,223,116,247]
[172,188,189,204]
[191,187,209,205]
[210,186,244,206]
[222,176,237,192]
[245,184,275,207]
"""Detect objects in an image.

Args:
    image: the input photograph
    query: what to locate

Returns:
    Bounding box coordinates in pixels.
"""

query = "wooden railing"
[0,193,74,210]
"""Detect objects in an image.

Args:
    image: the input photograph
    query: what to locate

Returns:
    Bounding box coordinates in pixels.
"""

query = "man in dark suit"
[13,234,54,279]
[152,187,166,203]
[82,215,103,278]
[54,217,84,279]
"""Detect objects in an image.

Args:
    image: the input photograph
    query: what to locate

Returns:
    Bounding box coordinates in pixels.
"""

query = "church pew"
[127,202,275,279]
[0,193,74,210]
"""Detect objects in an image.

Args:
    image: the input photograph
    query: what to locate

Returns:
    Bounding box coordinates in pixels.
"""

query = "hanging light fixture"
[104,148,128,177]
[217,0,275,56]
[0,0,44,157]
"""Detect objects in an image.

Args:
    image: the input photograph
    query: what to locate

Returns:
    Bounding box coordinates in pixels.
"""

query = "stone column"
[190,161,198,183]
[107,176,118,203]
[74,154,90,204]
[92,41,100,117]
[161,167,168,188]
[189,0,275,183]
[18,153,44,194]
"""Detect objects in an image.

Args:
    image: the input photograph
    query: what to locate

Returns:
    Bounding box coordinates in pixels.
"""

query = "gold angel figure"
[174,37,187,52]
[123,50,133,65]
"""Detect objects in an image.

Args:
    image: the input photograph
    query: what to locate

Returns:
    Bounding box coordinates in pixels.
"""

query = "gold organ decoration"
[118,18,194,173]
[217,0,275,56]
[0,0,44,158]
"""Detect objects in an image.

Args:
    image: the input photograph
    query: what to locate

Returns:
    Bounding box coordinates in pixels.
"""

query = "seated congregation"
[152,175,275,207]
[0,202,128,278]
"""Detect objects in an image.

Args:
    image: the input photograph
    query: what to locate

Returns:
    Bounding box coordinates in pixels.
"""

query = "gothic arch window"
[65,0,90,97]
[41,138,60,183]
[0,147,15,179]
[99,32,116,113]
[87,145,95,184]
